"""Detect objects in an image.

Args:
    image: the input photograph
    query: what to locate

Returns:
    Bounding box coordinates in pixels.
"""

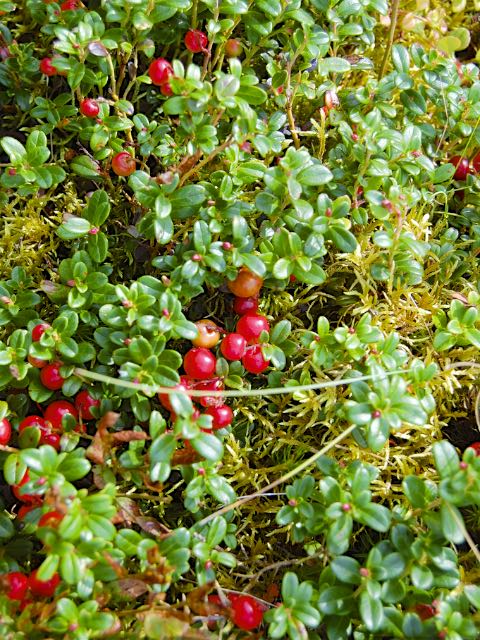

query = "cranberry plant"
[0,0,480,638]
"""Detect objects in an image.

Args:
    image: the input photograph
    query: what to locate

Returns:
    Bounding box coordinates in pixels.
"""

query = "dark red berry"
[0,418,11,445]
[61,0,79,9]
[414,603,436,621]
[221,333,247,360]
[472,153,480,174]
[79,98,99,118]
[42,433,61,449]
[74,390,100,421]
[111,152,136,177]
[17,504,38,520]
[39,57,57,77]
[449,155,470,181]
[31,323,50,342]
[28,569,60,598]
[38,510,64,528]
[40,363,65,390]
[233,296,259,315]
[160,83,173,96]
[183,348,217,380]
[44,401,78,431]
[204,405,233,430]
[19,415,52,445]
[242,346,269,374]
[6,572,28,601]
[28,354,48,368]
[148,58,173,86]
[227,269,263,298]
[184,29,208,53]
[231,595,264,631]
[193,378,224,408]
[236,314,270,344]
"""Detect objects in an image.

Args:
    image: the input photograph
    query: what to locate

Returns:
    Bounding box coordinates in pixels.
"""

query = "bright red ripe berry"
[79,98,99,118]
[60,0,79,9]
[6,572,28,601]
[148,58,173,86]
[158,377,192,412]
[184,29,208,53]
[225,39,243,58]
[449,155,470,181]
[160,83,173,97]
[231,595,264,631]
[236,314,270,344]
[468,441,480,455]
[40,363,65,390]
[0,418,11,445]
[111,152,136,177]
[233,296,259,315]
[39,57,57,77]
[242,346,270,374]
[12,471,40,505]
[221,333,247,360]
[44,401,78,431]
[74,390,100,421]
[38,510,64,528]
[31,322,50,342]
[205,404,233,430]
[19,415,50,441]
[28,569,60,598]
[28,354,48,368]
[193,378,224,408]
[183,348,217,380]
[42,433,61,449]
[227,269,263,298]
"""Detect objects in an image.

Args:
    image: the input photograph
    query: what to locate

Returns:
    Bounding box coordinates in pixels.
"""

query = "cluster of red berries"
[4,565,60,609]
[208,592,265,631]
[158,269,270,431]
[449,153,480,181]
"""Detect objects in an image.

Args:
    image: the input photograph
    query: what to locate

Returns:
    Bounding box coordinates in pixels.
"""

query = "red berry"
[231,595,264,631]
[42,433,61,449]
[44,401,78,431]
[12,471,41,505]
[233,296,259,315]
[184,29,208,53]
[18,504,38,520]
[205,404,233,430]
[6,573,28,601]
[160,83,173,97]
[192,319,221,349]
[414,603,436,621]
[193,378,224,408]
[449,155,470,181]
[225,39,243,58]
[40,363,65,390]
[183,348,217,380]
[79,98,99,118]
[227,269,263,298]
[148,58,173,86]
[39,57,58,77]
[28,569,60,598]
[31,323,50,342]
[242,346,270,374]
[472,153,480,174]
[468,442,480,456]
[74,390,100,421]
[38,510,63,528]
[236,314,270,344]
[61,0,79,9]
[28,354,48,368]
[0,418,11,445]
[158,377,192,412]
[19,415,51,442]
[221,333,247,360]
[111,152,136,177]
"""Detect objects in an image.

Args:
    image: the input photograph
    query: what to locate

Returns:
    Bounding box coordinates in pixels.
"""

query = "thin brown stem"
[378,0,400,80]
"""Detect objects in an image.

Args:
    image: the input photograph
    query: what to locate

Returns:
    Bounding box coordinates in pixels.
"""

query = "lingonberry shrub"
[0,1,479,638]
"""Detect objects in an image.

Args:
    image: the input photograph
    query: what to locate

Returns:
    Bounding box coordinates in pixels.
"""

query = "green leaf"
[440,502,465,544]
[360,591,384,632]
[1,137,26,163]
[190,433,223,461]
[331,556,361,584]
[57,217,91,240]
[318,57,351,74]
[433,441,459,478]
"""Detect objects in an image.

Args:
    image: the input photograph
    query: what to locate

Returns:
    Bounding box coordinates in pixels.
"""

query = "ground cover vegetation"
[1,0,480,638]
